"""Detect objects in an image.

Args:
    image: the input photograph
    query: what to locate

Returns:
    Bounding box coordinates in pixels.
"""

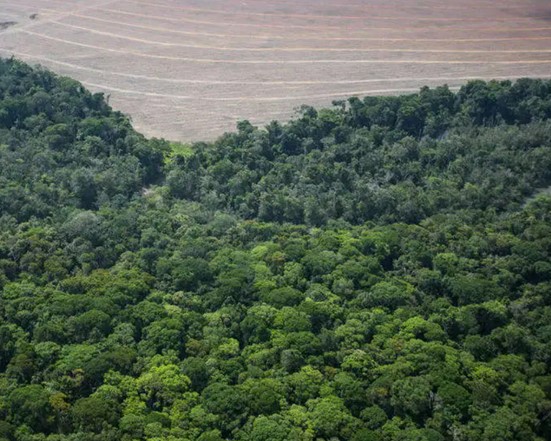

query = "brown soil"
[0,0,550,140]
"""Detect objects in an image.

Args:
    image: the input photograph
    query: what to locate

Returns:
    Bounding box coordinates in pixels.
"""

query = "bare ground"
[1,0,550,141]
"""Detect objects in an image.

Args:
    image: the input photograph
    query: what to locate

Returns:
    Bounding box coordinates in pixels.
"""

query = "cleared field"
[1,0,551,140]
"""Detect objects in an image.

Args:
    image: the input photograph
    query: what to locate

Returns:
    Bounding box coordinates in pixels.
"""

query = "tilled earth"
[1,0,551,141]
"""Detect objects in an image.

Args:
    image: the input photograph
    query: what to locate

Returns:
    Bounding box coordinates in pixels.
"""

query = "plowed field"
[1,0,551,140]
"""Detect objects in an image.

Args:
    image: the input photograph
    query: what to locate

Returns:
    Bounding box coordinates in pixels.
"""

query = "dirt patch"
[0,21,17,31]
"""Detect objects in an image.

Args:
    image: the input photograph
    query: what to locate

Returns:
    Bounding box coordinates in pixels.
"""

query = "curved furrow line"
[19,31,551,65]
[123,0,533,22]
[82,81,442,101]
[100,8,551,33]
[69,14,551,43]
[7,49,551,86]
[49,22,551,54]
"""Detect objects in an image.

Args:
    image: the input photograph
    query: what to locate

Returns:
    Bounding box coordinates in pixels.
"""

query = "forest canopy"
[1,57,551,441]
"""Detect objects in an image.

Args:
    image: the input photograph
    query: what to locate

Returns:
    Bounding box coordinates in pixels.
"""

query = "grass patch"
[165,141,193,164]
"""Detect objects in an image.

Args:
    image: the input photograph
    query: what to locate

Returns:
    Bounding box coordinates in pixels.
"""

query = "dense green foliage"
[1,57,551,441]
[0,59,165,220]
[167,81,551,225]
